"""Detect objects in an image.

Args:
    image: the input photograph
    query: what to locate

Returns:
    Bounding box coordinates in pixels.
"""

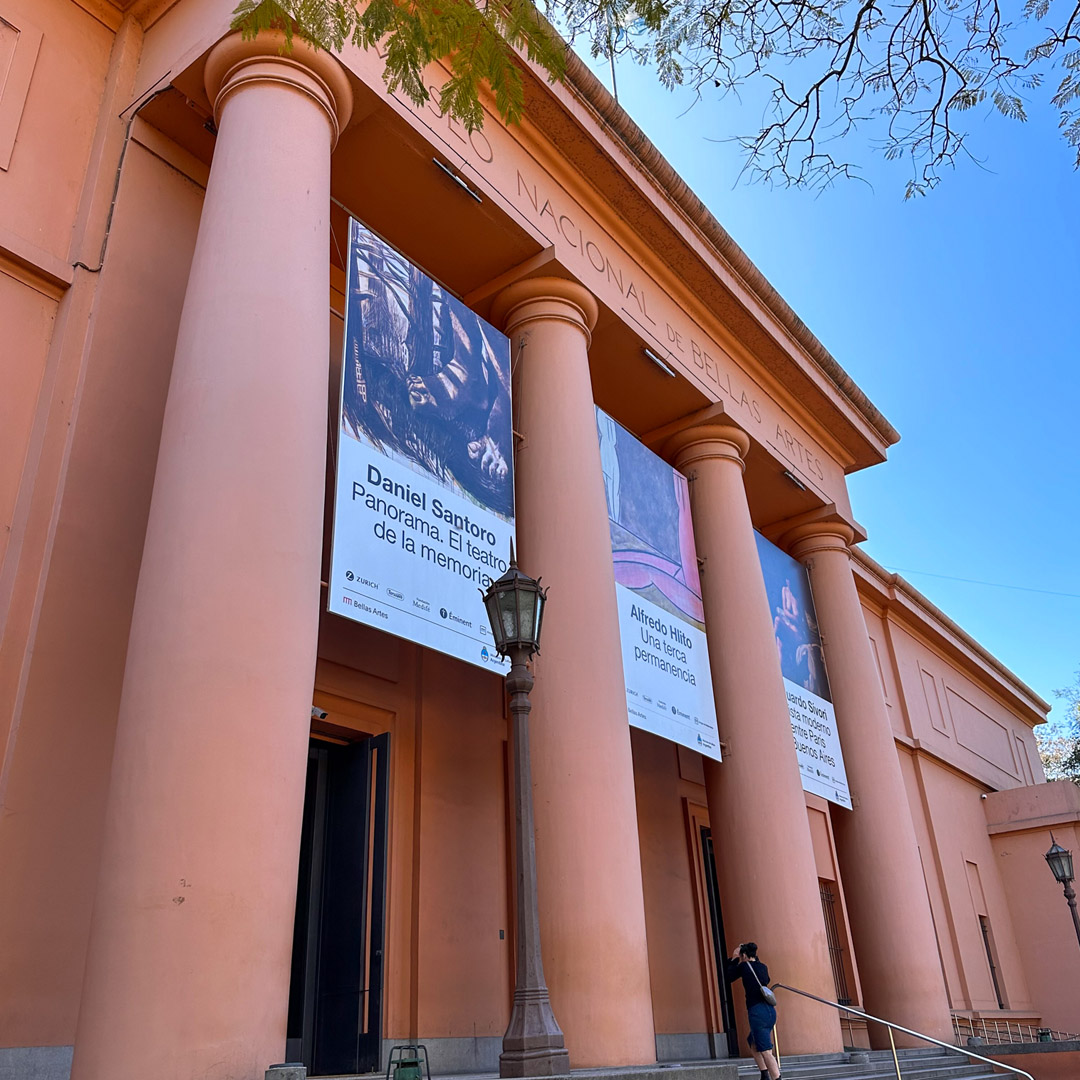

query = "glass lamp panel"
[1059,849,1076,883]
[517,589,537,647]
[533,590,545,650]
[499,588,519,643]
[484,591,507,650]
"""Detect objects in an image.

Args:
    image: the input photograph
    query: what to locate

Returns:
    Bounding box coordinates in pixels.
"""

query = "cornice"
[83,0,182,29]
[520,49,900,467]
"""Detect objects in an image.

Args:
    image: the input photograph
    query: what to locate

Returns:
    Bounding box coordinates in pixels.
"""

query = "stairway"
[733,1045,1005,1080]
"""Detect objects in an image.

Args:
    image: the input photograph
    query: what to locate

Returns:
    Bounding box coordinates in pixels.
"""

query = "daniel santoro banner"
[329,219,514,672]
[596,408,721,761]
[753,532,852,809]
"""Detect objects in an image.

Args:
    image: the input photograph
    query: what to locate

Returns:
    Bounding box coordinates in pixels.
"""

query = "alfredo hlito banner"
[596,408,721,761]
[328,219,514,672]
[753,532,852,809]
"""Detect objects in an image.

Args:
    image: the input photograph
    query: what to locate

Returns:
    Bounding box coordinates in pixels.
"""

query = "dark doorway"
[701,826,740,1058]
[287,733,390,1075]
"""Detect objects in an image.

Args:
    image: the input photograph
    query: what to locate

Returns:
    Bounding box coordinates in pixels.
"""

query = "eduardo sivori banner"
[596,408,721,761]
[754,532,852,808]
[328,218,514,672]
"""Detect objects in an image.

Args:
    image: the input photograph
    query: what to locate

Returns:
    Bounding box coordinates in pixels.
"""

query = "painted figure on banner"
[596,407,719,760]
[754,531,850,808]
[597,411,705,627]
[341,219,514,520]
[758,551,832,700]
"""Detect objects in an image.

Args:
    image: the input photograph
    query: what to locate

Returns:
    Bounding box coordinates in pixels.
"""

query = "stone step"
[326,1047,1008,1080]
[733,1049,1001,1080]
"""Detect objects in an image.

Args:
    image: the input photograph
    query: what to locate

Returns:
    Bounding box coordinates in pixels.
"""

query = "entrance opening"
[819,880,853,1005]
[700,826,740,1058]
[979,914,1007,1010]
[287,732,390,1075]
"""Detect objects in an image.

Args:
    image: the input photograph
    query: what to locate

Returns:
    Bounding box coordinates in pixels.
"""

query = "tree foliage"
[231,0,567,131]
[1037,667,1080,784]
[232,0,1080,192]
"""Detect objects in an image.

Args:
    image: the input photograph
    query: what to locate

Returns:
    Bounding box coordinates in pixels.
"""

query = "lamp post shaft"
[1063,882,1080,953]
[500,646,569,1078]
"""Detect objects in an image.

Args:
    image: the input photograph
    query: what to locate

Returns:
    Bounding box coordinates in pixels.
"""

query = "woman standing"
[726,943,782,1080]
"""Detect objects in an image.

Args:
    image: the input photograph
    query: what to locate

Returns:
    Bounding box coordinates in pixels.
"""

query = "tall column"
[490,278,656,1068]
[784,522,952,1045]
[71,33,352,1080]
[667,423,843,1055]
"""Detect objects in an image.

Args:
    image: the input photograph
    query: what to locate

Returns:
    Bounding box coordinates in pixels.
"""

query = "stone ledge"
[0,1045,73,1080]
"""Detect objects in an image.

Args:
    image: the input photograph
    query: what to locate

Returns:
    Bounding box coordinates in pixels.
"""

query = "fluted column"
[490,278,656,1067]
[71,32,352,1080]
[667,423,842,1054]
[784,522,952,1045]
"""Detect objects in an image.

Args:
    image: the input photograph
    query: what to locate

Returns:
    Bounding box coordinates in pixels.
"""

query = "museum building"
[2,2,1079,1079]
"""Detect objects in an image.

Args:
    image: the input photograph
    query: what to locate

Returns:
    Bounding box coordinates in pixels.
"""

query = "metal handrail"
[952,1012,1080,1044]
[773,983,1036,1080]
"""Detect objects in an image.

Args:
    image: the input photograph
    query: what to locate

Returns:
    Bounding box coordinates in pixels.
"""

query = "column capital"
[490,276,598,346]
[664,421,751,474]
[205,30,353,147]
[782,519,856,562]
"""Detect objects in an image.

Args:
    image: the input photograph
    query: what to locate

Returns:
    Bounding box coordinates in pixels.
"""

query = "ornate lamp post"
[1044,833,1080,952]
[482,550,569,1078]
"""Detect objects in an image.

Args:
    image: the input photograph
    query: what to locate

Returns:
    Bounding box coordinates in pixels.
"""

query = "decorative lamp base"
[499,1045,570,1078]
[499,987,569,1077]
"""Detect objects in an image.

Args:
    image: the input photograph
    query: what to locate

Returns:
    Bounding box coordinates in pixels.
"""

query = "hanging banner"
[329,219,514,672]
[754,532,851,808]
[596,408,721,760]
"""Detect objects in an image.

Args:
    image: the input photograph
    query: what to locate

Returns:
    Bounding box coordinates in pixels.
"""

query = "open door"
[287,733,390,1075]
[701,826,740,1058]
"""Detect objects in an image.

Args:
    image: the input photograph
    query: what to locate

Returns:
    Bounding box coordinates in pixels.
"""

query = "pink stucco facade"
[0,3,1072,1078]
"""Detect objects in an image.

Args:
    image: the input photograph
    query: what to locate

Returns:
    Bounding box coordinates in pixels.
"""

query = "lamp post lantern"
[482,548,569,1078]
[1044,833,1080,952]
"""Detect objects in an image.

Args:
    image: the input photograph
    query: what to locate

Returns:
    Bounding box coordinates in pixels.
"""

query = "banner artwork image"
[328,219,515,671]
[754,532,851,808]
[596,408,720,760]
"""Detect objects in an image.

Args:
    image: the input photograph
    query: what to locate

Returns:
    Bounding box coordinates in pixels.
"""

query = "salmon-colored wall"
[897,748,1034,1017]
[314,614,512,1046]
[986,783,1080,1034]
[0,141,203,1047]
[988,1048,1080,1080]
[314,618,420,1042]
[0,272,56,574]
[861,601,1043,790]
[0,0,113,259]
[806,795,862,1013]
[414,650,511,1039]
[631,729,711,1038]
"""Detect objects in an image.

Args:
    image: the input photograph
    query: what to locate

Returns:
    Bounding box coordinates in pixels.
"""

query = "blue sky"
[582,50,1080,726]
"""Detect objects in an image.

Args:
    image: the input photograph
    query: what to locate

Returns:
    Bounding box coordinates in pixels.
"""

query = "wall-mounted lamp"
[642,347,677,378]
[782,469,807,492]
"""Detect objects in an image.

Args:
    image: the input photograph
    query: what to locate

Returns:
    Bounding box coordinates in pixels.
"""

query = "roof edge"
[558,50,901,450]
[852,546,1051,719]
